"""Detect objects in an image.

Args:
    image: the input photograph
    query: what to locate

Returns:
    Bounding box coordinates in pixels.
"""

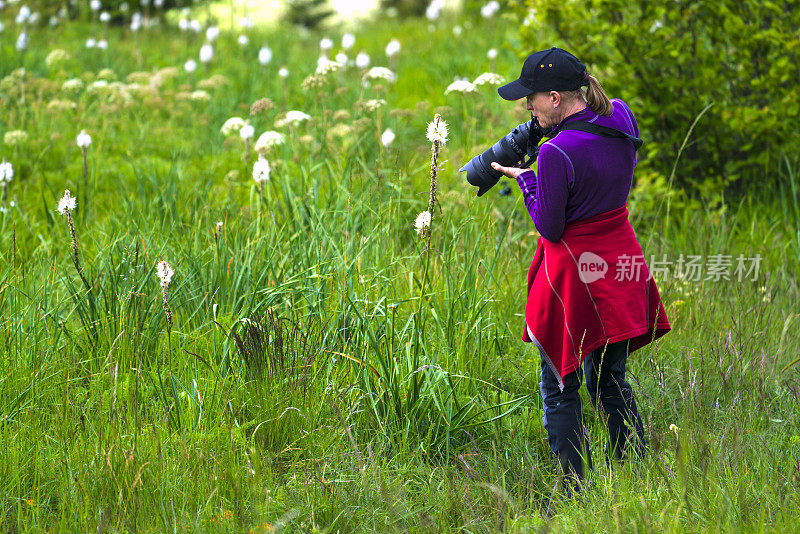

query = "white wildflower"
[221,117,246,136]
[90,0,101,11]
[189,90,210,101]
[239,123,255,139]
[426,0,444,20]
[184,59,197,73]
[452,25,462,36]
[363,99,386,112]
[86,38,96,48]
[355,52,370,69]
[239,16,253,28]
[342,33,355,49]
[385,39,400,57]
[258,47,272,65]
[0,161,13,183]
[414,211,431,237]
[189,19,201,33]
[473,72,505,86]
[97,39,107,50]
[99,11,110,22]
[76,130,92,148]
[178,18,189,31]
[335,52,348,65]
[445,79,477,94]
[252,156,270,183]
[316,57,341,75]
[205,26,219,41]
[426,118,448,144]
[319,37,333,51]
[481,0,500,18]
[238,35,249,46]
[487,48,498,60]
[199,44,213,63]
[3,130,28,146]
[15,32,27,51]
[364,66,396,83]
[156,260,174,287]
[254,130,285,153]
[381,128,395,147]
[275,110,311,128]
[278,67,288,78]
[57,189,77,214]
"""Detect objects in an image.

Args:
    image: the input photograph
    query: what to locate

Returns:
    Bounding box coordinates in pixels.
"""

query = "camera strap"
[553,121,643,150]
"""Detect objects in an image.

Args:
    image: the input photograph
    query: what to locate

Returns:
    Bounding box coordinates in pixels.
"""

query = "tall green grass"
[0,7,799,533]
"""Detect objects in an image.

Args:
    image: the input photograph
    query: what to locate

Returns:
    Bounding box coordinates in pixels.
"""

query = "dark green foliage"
[379,0,429,18]
[516,0,800,195]
[284,0,335,29]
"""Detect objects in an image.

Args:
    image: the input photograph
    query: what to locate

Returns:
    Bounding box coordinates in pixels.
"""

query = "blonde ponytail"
[584,74,613,116]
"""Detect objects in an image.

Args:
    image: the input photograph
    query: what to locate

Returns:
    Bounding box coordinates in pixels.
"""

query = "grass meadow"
[1,4,800,532]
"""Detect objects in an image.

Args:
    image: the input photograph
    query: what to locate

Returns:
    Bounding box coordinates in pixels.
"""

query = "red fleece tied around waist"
[523,205,671,380]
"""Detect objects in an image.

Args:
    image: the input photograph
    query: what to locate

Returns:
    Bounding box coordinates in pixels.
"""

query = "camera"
[459,114,547,196]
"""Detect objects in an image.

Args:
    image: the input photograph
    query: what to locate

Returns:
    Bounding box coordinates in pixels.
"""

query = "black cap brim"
[497,78,532,101]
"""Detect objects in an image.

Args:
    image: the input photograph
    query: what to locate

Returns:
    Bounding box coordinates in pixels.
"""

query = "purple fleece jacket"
[516,99,639,242]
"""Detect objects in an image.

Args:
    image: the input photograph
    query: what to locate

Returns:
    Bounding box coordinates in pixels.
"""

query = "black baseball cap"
[498,47,588,101]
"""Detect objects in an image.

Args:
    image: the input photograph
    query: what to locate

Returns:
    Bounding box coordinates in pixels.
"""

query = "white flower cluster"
[258,47,272,65]
[239,123,255,140]
[363,67,396,83]
[315,58,342,76]
[252,156,270,183]
[342,33,355,49]
[381,129,395,147]
[473,72,505,86]
[76,130,92,148]
[362,99,386,112]
[221,117,246,136]
[414,211,431,237]
[426,0,445,20]
[356,52,370,69]
[254,131,285,154]
[57,189,76,214]
[445,79,477,95]
[426,119,448,145]
[156,260,174,287]
[481,0,500,18]
[0,161,13,183]
[385,39,401,57]
[275,110,311,128]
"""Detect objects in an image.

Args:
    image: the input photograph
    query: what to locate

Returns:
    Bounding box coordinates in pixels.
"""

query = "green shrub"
[513,0,800,196]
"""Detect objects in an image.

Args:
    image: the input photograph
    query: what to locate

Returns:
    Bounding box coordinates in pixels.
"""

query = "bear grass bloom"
[239,123,255,140]
[76,130,92,148]
[426,118,448,145]
[157,260,174,287]
[252,156,270,183]
[381,128,395,147]
[57,189,77,214]
[0,161,13,183]
[414,210,431,237]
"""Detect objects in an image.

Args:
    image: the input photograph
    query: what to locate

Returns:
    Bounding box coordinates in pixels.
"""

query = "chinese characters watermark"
[577,253,762,283]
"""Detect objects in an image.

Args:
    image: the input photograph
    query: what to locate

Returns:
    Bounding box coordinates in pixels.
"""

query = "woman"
[491,47,671,481]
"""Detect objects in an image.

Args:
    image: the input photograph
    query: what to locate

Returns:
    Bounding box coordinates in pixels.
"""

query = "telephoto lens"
[459,115,546,196]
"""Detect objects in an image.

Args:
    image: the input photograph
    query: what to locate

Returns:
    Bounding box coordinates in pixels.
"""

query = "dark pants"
[539,339,646,480]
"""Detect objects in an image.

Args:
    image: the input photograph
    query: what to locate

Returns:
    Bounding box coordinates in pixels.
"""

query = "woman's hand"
[491,162,531,179]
